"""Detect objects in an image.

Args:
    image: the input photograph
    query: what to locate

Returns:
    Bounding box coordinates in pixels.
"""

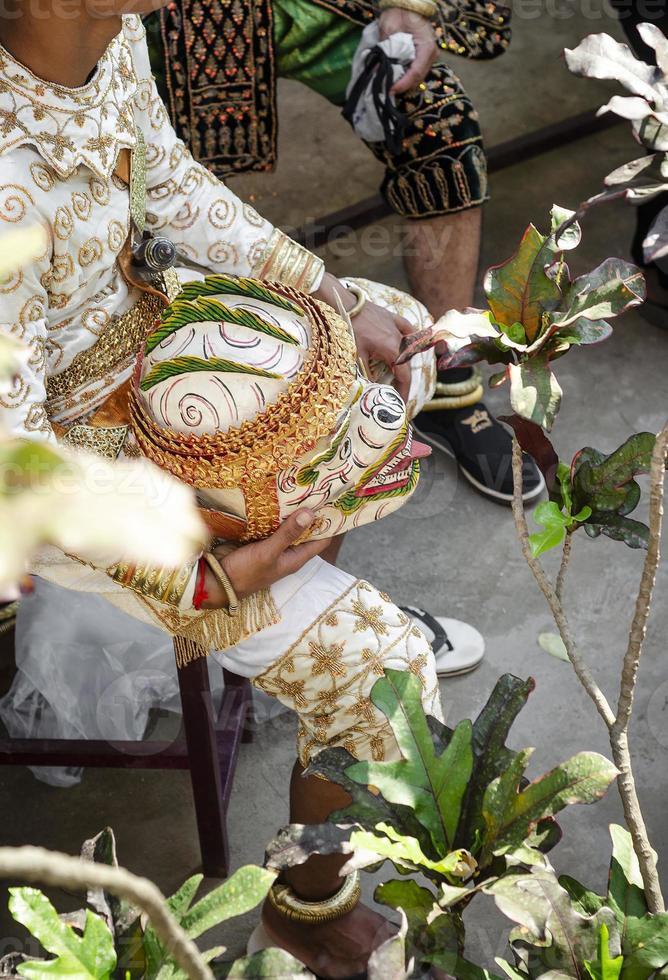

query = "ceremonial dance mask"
[130,276,430,541]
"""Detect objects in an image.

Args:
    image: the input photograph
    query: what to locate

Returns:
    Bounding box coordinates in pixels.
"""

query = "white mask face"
[137,277,429,539]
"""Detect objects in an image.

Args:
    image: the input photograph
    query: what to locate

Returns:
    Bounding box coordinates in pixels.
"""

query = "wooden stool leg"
[177,652,230,878]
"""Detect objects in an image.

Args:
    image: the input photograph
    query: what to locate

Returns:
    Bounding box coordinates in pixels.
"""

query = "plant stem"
[610,735,664,914]
[0,846,213,980]
[555,533,573,603]
[511,437,615,730]
[609,423,668,915]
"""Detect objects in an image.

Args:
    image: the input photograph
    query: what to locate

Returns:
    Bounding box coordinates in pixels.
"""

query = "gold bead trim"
[46,292,165,404]
[130,285,358,541]
[60,424,129,460]
[268,871,361,925]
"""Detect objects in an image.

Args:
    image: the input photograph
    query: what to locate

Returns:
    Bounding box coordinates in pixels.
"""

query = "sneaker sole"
[414,424,546,504]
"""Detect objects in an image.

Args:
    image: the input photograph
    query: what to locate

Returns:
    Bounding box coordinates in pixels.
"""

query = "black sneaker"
[413,402,545,504]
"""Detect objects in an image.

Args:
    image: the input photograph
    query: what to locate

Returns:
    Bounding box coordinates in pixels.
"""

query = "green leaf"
[509,354,563,431]
[622,913,668,978]
[551,258,645,328]
[552,317,613,346]
[81,828,144,978]
[10,889,116,980]
[181,866,276,939]
[500,321,528,345]
[484,223,562,341]
[551,204,582,251]
[450,674,536,853]
[349,824,476,882]
[559,875,606,917]
[210,948,314,977]
[495,957,528,980]
[375,878,439,952]
[529,501,570,557]
[143,875,204,979]
[344,670,474,854]
[428,950,506,980]
[584,923,625,980]
[140,355,280,391]
[500,415,559,493]
[166,875,205,922]
[264,823,358,874]
[538,632,570,662]
[367,911,412,980]
[585,515,650,550]
[572,434,656,516]
[529,525,567,558]
[481,751,618,862]
[607,824,649,926]
[307,747,431,848]
[486,870,620,979]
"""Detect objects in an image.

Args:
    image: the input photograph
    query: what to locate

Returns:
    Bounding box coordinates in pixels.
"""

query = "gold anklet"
[433,369,482,398]
[421,383,484,411]
[268,870,361,925]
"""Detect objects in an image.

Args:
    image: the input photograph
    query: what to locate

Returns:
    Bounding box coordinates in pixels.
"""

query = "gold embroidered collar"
[0,17,140,179]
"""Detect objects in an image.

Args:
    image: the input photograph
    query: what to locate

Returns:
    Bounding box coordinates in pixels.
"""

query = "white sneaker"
[401,606,485,677]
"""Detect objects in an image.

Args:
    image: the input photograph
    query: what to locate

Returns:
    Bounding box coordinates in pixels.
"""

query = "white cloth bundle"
[344,23,416,144]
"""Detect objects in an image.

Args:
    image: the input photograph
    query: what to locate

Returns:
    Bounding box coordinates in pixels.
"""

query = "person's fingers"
[278,535,335,576]
[392,361,412,402]
[394,315,415,337]
[267,508,316,557]
[392,43,437,94]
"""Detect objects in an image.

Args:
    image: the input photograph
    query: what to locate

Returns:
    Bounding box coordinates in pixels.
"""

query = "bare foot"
[262,898,396,978]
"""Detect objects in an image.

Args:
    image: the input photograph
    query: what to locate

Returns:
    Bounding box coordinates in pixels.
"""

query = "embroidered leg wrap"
[252,580,443,766]
[365,63,489,219]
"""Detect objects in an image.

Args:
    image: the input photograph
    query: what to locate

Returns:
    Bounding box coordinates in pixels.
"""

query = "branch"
[608,422,668,916]
[615,423,668,733]
[555,532,573,603]
[511,437,616,729]
[0,846,213,980]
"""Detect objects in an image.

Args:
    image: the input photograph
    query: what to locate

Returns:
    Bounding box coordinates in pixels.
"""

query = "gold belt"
[46,291,166,403]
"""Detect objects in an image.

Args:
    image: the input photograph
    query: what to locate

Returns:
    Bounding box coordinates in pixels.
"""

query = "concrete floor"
[2,5,668,972]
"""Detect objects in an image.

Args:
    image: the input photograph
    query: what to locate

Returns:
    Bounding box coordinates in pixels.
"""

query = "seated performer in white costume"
[0,3,475,975]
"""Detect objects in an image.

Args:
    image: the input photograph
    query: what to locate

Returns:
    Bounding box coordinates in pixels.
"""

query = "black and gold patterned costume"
[154,0,510,217]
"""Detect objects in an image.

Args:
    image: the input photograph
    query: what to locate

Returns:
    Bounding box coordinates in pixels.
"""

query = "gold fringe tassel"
[172,589,280,667]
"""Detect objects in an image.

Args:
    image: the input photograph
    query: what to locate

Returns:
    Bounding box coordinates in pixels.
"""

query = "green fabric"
[273,0,363,104]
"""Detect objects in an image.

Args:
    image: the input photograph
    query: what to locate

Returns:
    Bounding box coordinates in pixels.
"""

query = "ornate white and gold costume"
[0,15,442,767]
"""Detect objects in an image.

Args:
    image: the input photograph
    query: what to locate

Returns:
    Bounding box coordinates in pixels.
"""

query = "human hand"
[312,272,414,401]
[378,8,438,95]
[201,509,333,609]
[351,299,414,402]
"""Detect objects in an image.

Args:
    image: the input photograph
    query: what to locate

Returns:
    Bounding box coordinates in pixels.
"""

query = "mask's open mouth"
[355,427,431,498]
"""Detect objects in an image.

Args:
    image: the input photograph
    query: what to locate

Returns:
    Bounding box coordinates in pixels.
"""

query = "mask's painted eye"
[370,388,405,429]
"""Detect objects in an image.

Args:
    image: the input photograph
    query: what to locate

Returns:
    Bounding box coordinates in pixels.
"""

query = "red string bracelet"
[192,556,209,610]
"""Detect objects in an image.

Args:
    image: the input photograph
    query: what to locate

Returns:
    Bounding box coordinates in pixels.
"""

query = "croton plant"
[401,205,657,555]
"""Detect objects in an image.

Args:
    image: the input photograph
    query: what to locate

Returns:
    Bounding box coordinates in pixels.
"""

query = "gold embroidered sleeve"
[108,560,197,608]
[250,228,325,293]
